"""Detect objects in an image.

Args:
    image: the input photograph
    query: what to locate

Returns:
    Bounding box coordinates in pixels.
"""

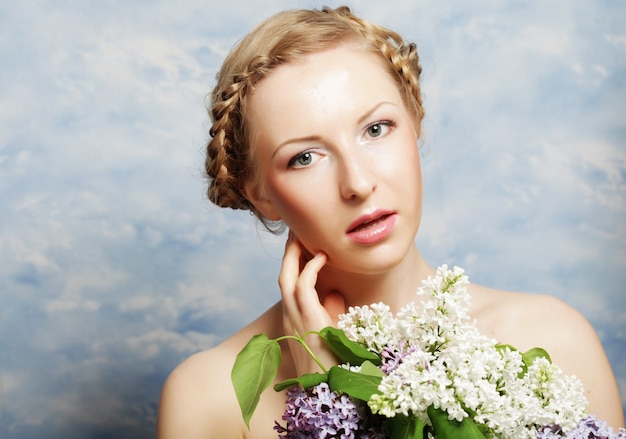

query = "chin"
[329,241,412,275]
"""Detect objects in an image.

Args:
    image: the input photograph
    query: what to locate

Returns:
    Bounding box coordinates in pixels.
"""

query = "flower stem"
[275,332,328,374]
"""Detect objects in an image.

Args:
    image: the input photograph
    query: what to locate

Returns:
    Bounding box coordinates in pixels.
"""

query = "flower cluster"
[537,415,626,438]
[274,382,385,439]
[339,266,588,438]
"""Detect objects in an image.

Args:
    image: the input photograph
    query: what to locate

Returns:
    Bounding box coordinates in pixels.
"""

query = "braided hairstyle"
[205,6,424,231]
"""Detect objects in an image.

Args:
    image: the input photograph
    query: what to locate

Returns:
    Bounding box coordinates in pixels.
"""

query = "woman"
[157,6,623,438]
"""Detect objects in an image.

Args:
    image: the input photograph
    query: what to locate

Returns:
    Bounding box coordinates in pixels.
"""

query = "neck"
[316,244,435,315]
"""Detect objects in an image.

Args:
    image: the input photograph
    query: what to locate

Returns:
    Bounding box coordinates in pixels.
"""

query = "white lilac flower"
[522,357,588,431]
[338,302,399,354]
[346,266,588,437]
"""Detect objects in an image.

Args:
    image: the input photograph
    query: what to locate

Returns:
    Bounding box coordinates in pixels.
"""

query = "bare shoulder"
[469,284,591,351]
[156,302,284,439]
[156,344,241,438]
[469,283,624,429]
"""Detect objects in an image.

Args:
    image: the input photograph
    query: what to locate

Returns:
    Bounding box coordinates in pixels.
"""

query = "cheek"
[265,174,320,225]
[405,154,423,201]
[266,175,338,255]
[383,135,422,188]
[393,145,423,219]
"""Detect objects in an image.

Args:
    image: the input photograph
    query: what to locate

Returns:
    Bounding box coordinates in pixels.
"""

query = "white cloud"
[125,329,219,360]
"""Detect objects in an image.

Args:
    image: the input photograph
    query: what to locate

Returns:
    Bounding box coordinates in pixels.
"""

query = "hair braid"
[205,71,253,211]
[205,51,289,217]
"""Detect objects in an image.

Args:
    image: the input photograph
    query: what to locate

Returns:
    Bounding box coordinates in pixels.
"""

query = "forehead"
[246,46,403,143]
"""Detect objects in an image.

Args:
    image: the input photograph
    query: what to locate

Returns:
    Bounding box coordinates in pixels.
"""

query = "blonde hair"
[205,6,424,230]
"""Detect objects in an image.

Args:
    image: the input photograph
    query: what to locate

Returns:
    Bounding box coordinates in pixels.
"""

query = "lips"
[346,210,397,245]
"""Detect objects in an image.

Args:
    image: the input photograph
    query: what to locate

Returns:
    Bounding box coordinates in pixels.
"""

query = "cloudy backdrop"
[0,0,624,438]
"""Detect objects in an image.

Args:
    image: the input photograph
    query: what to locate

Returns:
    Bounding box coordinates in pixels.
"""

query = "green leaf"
[319,327,381,365]
[327,365,382,401]
[516,347,552,378]
[427,406,487,439]
[384,415,425,439]
[360,360,385,378]
[495,343,518,354]
[231,334,282,429]
[273,372,328,392]
[522,347,551,366]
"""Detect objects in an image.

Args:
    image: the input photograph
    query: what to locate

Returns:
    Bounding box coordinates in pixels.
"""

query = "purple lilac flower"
[274,383,385,439]
[380,343,418,375]
[536,415,626,439]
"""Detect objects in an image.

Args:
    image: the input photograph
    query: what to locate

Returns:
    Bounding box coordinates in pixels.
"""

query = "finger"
[294,252,327,316]
[279,235,318,333]
[279,233,303,296]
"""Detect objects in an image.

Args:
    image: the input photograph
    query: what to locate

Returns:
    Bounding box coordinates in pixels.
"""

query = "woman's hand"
[279,233,345,376]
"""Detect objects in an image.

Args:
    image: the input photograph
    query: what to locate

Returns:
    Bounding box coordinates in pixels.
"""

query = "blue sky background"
[0,1,624,438]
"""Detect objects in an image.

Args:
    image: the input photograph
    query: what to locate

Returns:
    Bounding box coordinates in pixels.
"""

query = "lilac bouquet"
[232,266,625,438]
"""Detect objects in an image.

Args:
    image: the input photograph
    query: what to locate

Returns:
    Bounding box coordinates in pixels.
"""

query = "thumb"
[322,290,346,326]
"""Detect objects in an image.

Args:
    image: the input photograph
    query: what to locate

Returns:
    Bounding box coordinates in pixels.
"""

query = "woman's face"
[246,44,423,275]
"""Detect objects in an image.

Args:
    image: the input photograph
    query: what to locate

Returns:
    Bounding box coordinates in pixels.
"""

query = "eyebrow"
[271,101,395,158]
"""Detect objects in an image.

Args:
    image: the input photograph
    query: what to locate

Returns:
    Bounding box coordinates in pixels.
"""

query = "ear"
[243,181,281,221]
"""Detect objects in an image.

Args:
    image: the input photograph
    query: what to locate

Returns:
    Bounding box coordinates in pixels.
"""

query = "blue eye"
[288,151,314,169]
[367,123,384,137]
[365,120,395,139]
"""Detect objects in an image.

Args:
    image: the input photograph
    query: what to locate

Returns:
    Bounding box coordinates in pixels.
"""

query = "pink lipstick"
[346,210,397,245]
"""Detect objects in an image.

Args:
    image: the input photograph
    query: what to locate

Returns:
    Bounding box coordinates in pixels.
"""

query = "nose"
[339,153,376,201]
